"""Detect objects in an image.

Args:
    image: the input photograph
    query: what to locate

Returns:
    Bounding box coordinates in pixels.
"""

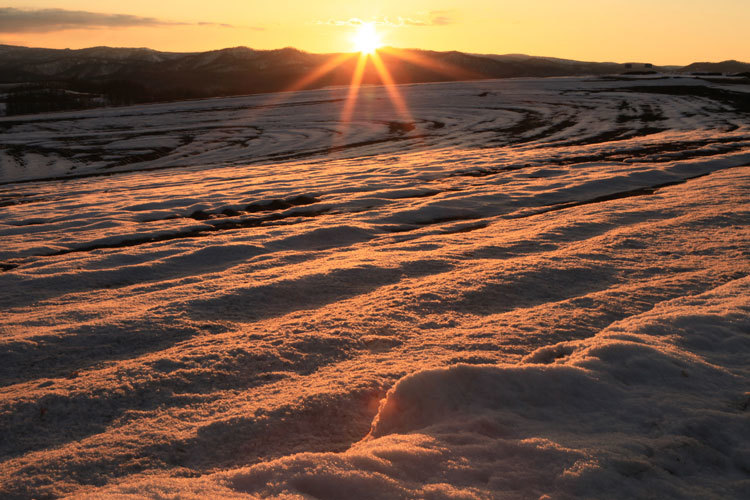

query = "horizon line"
[1,42,747,67]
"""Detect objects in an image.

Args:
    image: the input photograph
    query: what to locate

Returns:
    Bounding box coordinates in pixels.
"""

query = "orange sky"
[1,1,748,64]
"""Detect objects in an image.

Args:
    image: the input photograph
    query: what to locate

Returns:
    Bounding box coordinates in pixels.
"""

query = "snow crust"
[81,278,750,499]
[0,76,748,499]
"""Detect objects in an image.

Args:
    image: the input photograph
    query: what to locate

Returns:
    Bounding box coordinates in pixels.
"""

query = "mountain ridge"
[0,44,747,114]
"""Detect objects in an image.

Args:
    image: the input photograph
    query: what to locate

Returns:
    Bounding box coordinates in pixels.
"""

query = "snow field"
[0,75,748,498]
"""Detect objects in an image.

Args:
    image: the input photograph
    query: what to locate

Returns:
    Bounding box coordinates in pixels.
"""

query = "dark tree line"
[4,85,101,116]
[2,80,162,116]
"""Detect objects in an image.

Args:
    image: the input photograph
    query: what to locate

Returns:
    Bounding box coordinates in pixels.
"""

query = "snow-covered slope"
[0,76,748,499]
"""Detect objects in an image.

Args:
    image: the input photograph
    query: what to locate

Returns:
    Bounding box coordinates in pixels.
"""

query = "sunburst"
[255,22,475,148]
[352,23,381,54]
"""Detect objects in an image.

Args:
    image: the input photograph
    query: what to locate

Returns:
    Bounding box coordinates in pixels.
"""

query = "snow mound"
[81,278,750,499]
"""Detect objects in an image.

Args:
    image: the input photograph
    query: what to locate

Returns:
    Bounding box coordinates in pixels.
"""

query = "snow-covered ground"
[0,75,748,498]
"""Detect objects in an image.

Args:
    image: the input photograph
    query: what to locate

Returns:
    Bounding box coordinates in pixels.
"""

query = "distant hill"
[679,60,750,75]
[0,44,627,90]
[475,53,631,75]
[0,44,746,114]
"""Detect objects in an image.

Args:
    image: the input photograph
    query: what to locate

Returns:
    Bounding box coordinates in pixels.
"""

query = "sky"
[0,1,748,65]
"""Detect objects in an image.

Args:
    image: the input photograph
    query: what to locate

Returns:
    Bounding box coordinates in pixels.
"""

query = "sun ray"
[370,50,413,122]
[379,47,481,82]
[243,52,355,123]
[338,52,369,140]
[284,52,356,94]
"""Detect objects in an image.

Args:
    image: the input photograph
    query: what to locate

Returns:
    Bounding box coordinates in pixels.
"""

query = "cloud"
[196,22,256,30]
[398,18,430,27]
[0,8,241,33]
[322,12,456,29]
[323,18,365,27]
[428,12,455,26]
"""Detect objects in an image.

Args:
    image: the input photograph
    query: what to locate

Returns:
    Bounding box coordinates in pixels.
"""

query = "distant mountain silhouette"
[678,60,750,75]
[0,44,747,114]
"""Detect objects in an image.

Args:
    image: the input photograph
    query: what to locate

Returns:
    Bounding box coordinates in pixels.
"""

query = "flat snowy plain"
[0,75,749,499]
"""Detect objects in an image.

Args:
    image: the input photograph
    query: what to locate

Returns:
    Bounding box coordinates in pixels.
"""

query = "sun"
[352,23,381,54]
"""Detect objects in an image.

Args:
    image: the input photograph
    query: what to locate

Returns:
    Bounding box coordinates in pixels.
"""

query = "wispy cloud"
[196,21,261,30]
[398,11,457,27]
[425,11,455,26]
[0,8,242,33]
[322,12,457,29]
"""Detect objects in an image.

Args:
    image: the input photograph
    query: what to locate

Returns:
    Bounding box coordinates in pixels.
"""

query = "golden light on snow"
[351,23,381,54]
[2,71,750,498]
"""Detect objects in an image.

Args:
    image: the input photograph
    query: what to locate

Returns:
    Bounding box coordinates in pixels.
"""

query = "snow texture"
[0,75,748,499]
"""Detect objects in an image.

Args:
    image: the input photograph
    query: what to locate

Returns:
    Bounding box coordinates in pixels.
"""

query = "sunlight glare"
[352,23,381,54]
